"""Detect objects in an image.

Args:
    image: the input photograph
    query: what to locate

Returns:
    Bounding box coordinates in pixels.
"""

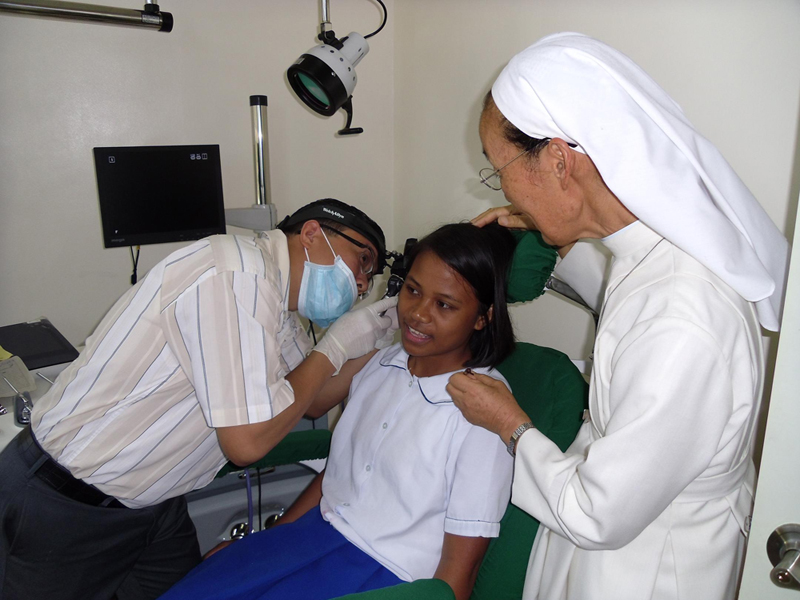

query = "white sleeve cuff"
[444,516,501,538]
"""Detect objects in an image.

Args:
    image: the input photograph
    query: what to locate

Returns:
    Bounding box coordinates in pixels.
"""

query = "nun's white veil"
[492,32,789,331]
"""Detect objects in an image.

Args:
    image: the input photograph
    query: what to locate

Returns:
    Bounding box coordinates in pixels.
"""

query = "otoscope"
[383,238,417,298]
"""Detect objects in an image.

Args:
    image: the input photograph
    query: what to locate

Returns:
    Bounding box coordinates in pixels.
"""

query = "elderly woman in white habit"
[446,33,789,600]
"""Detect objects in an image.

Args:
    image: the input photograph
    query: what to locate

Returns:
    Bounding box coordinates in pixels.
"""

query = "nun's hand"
[471,205,536,230]
[447,370,532,444]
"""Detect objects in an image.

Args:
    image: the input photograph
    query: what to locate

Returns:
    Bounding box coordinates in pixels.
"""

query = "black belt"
[19,427,126,509]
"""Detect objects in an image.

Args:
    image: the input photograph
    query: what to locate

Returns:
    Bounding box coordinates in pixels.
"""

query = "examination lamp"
[287,0,386,136]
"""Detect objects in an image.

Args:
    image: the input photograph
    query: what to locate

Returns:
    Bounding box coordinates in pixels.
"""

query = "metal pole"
[0,0,173,32]
[249,95,271,207]
[319,0,331,35]
[224,96,277,233]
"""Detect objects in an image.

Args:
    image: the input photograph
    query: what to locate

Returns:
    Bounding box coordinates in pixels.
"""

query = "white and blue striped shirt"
[31,231,312,508]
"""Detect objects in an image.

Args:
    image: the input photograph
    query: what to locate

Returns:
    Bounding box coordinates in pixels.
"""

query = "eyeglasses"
[479,138,578,191]
[479,147,532,191]
[320,224,376,299]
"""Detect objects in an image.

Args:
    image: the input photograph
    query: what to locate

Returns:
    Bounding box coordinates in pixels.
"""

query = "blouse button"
[365,465,371,472]
[382,422,388,429]
[408,380,413,387]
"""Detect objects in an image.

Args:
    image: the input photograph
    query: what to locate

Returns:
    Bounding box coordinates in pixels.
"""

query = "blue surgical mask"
[297,231,358,328]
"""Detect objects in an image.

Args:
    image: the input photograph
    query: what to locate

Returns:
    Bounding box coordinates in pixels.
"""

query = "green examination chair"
[219,231,587,600]
[215,428,333,478]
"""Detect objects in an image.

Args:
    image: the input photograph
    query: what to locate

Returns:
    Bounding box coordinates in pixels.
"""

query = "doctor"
[0,198,397,600]
[447,33,789,600]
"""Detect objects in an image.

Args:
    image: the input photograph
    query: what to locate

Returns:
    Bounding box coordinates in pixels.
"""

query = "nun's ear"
[547,138,575,189]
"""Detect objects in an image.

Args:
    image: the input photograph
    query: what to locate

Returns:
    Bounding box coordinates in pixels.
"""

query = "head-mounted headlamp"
[277,198,388,274]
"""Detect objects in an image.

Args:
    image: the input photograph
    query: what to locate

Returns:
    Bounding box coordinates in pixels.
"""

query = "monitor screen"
[93,145,226,248]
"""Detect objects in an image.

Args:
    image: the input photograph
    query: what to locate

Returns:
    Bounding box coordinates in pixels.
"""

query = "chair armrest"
[332,578,455,600]
[215,429,332,478]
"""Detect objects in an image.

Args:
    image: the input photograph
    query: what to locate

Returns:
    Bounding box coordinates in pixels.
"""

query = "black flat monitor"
[93,144,226,248]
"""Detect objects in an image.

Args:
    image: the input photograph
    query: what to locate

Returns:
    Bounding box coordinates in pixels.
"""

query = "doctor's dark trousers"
[0,429,201,600]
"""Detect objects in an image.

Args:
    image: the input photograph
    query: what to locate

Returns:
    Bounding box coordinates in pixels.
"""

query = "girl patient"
[160,222,517,600]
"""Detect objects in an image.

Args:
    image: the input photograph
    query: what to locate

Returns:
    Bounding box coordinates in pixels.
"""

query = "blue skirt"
[159,509,403,600]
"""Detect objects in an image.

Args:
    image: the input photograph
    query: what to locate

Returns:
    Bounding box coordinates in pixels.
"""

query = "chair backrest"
[469,342,588,600]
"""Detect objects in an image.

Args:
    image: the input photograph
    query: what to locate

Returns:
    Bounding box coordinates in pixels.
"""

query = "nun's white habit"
[491,33,789,600]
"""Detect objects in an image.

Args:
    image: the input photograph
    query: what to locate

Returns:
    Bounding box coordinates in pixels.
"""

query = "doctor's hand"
[313,296,399,375]
[447,370,532,445]
[472,205,536,230]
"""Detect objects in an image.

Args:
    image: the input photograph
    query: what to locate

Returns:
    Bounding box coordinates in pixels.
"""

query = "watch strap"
[507,421,535,457]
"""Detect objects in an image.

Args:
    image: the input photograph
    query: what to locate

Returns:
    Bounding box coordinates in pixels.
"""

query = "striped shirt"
[31,231,312,508]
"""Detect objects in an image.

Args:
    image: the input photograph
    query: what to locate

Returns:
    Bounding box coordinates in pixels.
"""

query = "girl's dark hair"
[406,222,516,369]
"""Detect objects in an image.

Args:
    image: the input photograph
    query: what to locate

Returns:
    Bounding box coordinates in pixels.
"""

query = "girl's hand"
[471,205,536,230]
[447,370,531,444]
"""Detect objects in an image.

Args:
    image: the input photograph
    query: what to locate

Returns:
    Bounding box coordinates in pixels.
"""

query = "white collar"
[601,220,663,259]
[378,344,498,406]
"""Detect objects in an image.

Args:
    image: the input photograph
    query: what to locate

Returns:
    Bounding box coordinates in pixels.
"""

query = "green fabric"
[215,429,332,478]
[333,579,456,600]
[470,343,587,600]
[507,231,558,304]
[331,343,587,600]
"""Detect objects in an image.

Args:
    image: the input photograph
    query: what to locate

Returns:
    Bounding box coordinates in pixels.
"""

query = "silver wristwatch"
[507,421,535,457]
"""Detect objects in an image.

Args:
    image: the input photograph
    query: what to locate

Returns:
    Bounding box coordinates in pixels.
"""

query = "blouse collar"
[378,344,498,405]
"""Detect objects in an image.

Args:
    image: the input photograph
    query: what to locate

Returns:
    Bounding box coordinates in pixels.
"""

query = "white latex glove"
[313,296,399,375]
[375,300,399,350]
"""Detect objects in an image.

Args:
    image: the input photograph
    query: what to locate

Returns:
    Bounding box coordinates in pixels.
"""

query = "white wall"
[393,0,800,359]
[2,0,799,362]
[0,0,395,346]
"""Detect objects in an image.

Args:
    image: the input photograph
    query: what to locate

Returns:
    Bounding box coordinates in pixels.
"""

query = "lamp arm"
[320,0,330,31]
[317,0,340,46]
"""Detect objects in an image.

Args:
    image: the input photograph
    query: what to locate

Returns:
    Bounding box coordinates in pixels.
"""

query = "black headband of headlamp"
[277,198,388,273]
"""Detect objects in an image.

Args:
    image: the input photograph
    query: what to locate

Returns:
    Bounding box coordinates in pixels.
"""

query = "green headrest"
[507,231,558,304]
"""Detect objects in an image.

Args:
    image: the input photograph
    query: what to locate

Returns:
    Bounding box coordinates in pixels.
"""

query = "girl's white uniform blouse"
[320,344,513,582]
[517,221,763,600]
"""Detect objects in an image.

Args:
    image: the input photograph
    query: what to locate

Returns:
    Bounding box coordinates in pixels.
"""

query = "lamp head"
[288,32,369,134]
